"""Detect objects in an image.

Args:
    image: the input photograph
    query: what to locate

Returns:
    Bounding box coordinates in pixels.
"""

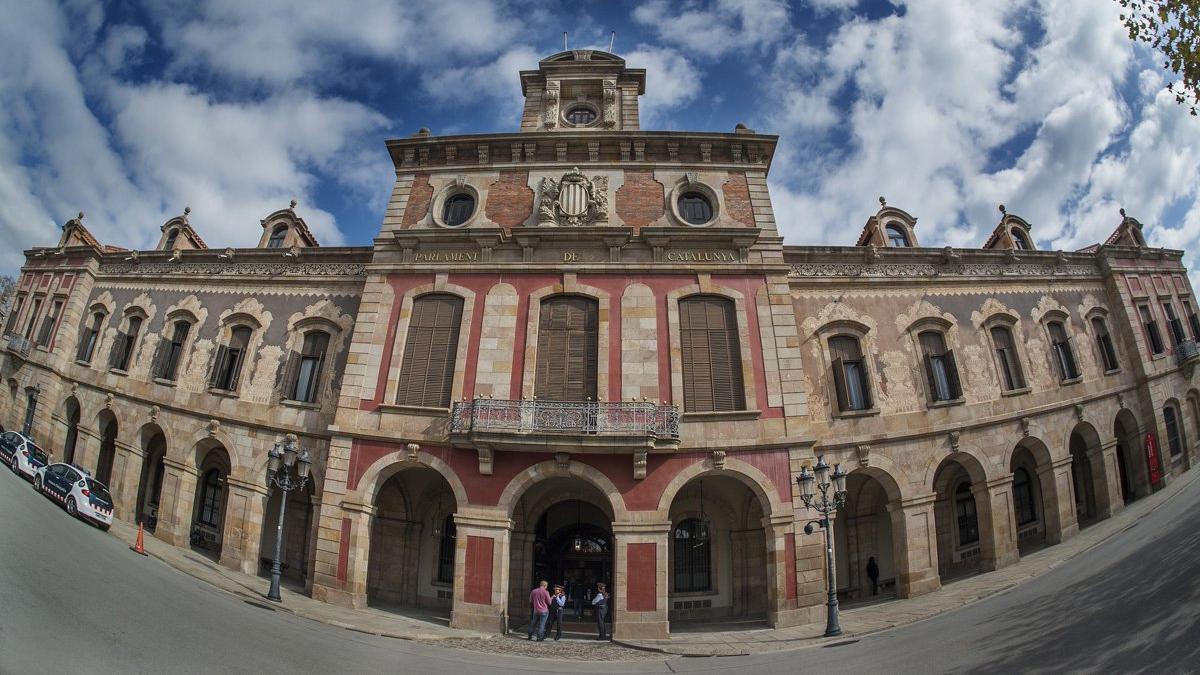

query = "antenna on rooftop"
[563,32,568,51]
[608,31,616,52]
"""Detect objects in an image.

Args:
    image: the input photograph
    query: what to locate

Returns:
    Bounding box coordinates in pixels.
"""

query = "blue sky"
[1,0,1197,282]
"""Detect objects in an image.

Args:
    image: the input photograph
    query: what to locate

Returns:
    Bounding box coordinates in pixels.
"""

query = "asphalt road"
[1,465,1198,674]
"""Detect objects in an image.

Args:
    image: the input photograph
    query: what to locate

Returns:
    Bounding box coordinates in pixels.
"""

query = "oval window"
[565,106,596,125]
[442,193,475,227]
[678,192,714,225]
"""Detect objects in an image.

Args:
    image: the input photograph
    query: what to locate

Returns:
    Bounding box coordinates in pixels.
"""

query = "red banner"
[1145,432,1163,486]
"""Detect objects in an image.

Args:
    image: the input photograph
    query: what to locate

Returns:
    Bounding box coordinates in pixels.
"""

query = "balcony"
[4,333,32,359]
[1177,339,1200,367]
[450,398,680,454]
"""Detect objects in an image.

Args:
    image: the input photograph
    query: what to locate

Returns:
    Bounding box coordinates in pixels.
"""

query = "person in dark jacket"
[546,585,567,640]
[591,582,609,640]
[867,556,880,596]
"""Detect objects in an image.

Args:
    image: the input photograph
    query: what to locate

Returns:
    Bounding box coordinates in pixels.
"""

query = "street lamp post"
[797,456,848,637]
[264,435,311,603]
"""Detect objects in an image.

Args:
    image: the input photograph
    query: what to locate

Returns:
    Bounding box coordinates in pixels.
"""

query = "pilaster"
[888,493,941,598]
[612,520,670,639]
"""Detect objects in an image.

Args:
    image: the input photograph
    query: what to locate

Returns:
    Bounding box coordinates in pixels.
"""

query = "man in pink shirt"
[527,580,552,641]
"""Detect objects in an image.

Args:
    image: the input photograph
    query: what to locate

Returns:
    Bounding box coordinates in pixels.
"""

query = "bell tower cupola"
[519,50,646,132]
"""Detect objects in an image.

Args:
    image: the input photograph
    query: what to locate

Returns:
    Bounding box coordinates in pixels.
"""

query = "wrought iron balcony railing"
[1177,339,1200,366]
[4,333,32,358]
[450,398,680,440]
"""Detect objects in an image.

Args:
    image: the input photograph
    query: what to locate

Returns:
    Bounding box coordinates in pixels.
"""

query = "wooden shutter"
[397,295,463,407]
[278,350,300,399]
[679,297,744,412]
[944,349,962,398]
[150,339,169,379]
[922,353,939,400]
[831,357,850,412]
[108,333,126,369]
[534,296,598,401]
[208,344,229,388]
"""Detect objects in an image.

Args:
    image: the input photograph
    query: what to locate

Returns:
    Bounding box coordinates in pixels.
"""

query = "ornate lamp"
[796,455,850,637]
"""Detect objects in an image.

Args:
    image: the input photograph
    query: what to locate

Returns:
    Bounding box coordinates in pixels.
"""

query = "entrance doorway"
[532,502,612,622]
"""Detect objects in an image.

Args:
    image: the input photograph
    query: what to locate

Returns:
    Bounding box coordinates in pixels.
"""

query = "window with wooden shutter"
[292,330,330,403]
[210,325,251,391]
[829,335,870,412]
[155,320,190,381]
[918,330,960,402]
[1091,317,1119,372]
[77,312,103,364]
[396,294,463,407]
[679,296,745,412]
[534,296,599,401]
[990,325,1026,390]
[1048,321,1079,381]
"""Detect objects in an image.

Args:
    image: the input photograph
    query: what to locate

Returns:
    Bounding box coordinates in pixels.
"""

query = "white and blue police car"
[0,430,50,481]
[33,463,114,531]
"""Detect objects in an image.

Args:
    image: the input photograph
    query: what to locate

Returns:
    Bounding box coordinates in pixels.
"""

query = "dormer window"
[1012,229,1031,250]
[886,224,910,247]
[565,106,596,125]
[164,229,179,250]
[267,225,288,248]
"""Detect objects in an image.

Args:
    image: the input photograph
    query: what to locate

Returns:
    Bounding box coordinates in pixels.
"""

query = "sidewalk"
[108,520,492,642]
[107,466,1196,659]
[615,467,1200,656]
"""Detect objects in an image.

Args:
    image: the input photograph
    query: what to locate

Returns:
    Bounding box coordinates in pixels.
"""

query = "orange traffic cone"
[130,522,147,556]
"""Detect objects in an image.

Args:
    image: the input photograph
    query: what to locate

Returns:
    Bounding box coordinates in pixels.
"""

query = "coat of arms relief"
[537,168,609,226]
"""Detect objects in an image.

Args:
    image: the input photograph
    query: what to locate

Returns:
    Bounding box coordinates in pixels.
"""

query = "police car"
[0,430,50,481]
[33,463,114,531]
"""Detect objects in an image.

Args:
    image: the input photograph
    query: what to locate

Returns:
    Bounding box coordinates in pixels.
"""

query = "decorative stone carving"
[149,405,159,422]
[1020,416,1031,437]
[542,82,559,129]
[790,262,1096,279]
[1074,403,1085,420]
[711,449,726,470]
[864,245,880,264]
[537,168,609,226]
[478,447,494,475]
[102,261,365,277]
[477,144,489,163]
[104,393,114,409]
[667,143,679,162]
[602,79,617,128]
[633,450,647,480]
[1117,393,1126,410]
[948,431,961,452]
[406,443,420,462]
[207,418,221,436]
[856,444,871,467]
[555,452,571,472]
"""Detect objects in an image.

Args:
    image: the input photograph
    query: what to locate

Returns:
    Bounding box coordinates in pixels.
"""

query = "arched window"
[679,296,745,412]
[77,311,105,364]
[886,224,910,247]
[1013,467,1037,526]
[442,194,475,226]
[829,335,872,412]
[289,330,330,403]
[1092,317,1119,372]
[397,295,463,407]
[678,192,713,225]
[1139,305,1165,355]
[954,482,979,546]
[534,296,598,401]
[672,518,712,592]
[208,325,252,392]
[110,315,143,371]
[565,106,596,125]
[1164,405,1184,458]
[990,325,1026,391]
[918,330,961,402]
[1011,229,1031,250]
[267,225,288,248]
[164,228,179,250]
[436,515,456,584]
[154,320,191,381]
[1047,321,1079,381]
[199,468,223,526]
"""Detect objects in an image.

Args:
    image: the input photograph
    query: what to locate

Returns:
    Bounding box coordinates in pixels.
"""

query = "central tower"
[519,50,646,132]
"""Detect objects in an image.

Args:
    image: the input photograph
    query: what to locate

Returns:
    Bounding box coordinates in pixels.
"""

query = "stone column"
[974,476,1019,572]
[507,530,535,620]
[72,425,101,478]
[763,512,808,628]
[111,438,144,523]
[154,456,199,547]
[612,520,670,639]
[1038,456,1080,545]
[888,493,941,598]
[312,499,372,609]
[304,497,322,594]
[450,509,512,634]
[1096,440,1125,518]
[219,475,269,575]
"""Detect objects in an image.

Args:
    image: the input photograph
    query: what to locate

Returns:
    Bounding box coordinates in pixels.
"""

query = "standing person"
[867,556,880,596]
[547,585,567,641]
[527,580,551,641]
[573,578,585,619]
[592,582,609,640]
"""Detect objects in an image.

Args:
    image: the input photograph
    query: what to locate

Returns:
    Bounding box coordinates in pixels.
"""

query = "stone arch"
[1068,420,1110,526]
[922,446,992,489]
[500,459,628,520]
[1008,436,1056,553]
[521,280,612,401]
[1114,407,1148,502]
[94,408,119,485]
[177,425,242,474]
[134,422,169,529]
[655,457,784,517]
[190,437,234,557]
[60,395,82,464]
[930,450,1008,581]
[352,449,467,509]
[383,279,476,406]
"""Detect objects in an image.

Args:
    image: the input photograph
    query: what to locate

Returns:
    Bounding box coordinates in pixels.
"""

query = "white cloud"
[632,0,790,58]
[625,46,703,127]
[420,47,540,127]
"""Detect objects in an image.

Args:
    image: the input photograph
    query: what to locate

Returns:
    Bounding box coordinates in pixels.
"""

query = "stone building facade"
[3,50,1198,639]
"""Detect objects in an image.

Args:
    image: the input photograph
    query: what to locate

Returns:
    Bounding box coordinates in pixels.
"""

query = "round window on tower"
[564,105,597,126]
[442,193,475,227]
[678,192,714,225]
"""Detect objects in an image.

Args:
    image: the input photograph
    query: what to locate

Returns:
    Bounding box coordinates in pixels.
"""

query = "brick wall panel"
[615,170,664,231]
[401,173,433,226]
[485,171,534,231]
